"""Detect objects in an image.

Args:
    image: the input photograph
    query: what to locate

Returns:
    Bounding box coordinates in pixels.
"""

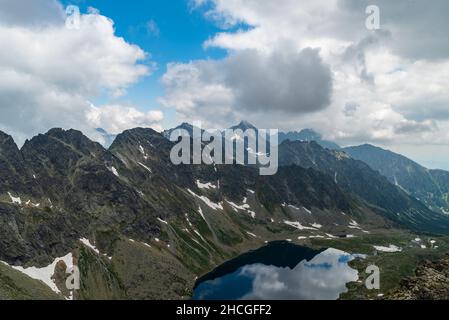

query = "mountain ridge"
[1,125,449,300]
[344,144,449,214]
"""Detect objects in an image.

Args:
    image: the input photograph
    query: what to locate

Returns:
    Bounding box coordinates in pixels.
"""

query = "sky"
[1,0,449,169]
[61,0,228,120]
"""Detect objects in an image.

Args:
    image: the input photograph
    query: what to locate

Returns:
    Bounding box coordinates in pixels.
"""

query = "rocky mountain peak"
[0,130,20,157]
[111,127,164,149]
[230,120,258,132]
[21,128,104,159]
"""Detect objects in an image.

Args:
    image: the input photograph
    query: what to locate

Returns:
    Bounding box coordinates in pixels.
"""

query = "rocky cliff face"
[279,140,449,235]
[0,131,41,197]
[0,126,448,299]
[344,144,449,214]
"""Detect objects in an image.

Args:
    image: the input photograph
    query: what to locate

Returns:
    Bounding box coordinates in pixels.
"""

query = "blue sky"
[63,0,227,128]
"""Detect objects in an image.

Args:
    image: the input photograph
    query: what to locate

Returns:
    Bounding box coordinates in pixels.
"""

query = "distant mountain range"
[343,144,449,214]
[163,123,449,216]
[279,140,449,234]
[163,122,340,150]
[93,123,449,218]
[2,121,449,299]
[279,129,341,150]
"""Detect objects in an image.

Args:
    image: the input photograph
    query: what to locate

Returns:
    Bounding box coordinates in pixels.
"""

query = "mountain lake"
[193,241,365,300]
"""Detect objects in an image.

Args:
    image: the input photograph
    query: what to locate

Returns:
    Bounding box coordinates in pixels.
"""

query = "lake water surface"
[193,241,363,300]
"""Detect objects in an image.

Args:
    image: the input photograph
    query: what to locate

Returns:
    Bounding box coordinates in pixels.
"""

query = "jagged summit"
[2,125,449,300]
[21,127,105,157]
[117,126,160,137]
[162,122,196,139]
[0,130,18,150]
[0,130,13,141]
[111,126,167,151]
[279,128,341,150]
[230,120,258,132]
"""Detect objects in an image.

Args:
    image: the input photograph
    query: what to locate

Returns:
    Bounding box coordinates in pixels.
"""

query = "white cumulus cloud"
[161,0,449,156]
[0,0,163,146]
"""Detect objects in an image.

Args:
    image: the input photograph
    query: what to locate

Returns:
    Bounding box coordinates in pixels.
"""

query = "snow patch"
[187,189,223,210]
[349,220,361,229]
[80,238,100,255]
[194,230,207,242]
[139,145,149,160]
[246,147,267,157]
[188,189,223,210]
[110,166,119,177]
[373,245,402,253]
[303,207,312,214]
[196,180,217,190]
[2,253,74,294]
[246,232,257,238]
[197,206,206,221]
[138,162,152,173]
[227,200,250,211]
[8,192,21,205]
[25,200,40,207]
[284,220,317,231]
[227,200,256,218]
[185,213,193,227]
[309,235,325,239]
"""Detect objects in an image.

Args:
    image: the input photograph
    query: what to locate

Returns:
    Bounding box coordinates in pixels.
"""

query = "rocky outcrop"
[388,255,449,300]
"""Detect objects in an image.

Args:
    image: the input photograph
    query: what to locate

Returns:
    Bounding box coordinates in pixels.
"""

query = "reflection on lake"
[194,243,364,300]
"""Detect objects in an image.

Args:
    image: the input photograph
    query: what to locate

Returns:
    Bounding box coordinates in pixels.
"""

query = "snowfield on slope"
[1,253,74,294]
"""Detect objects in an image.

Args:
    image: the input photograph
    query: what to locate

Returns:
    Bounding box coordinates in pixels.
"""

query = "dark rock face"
[1,129,165,265]
[388,255,449,300]
[257,166,352,212]
[344,144,449,214]
[0,126,448,271]
[0,131,41,197]
[278,140,449,235]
